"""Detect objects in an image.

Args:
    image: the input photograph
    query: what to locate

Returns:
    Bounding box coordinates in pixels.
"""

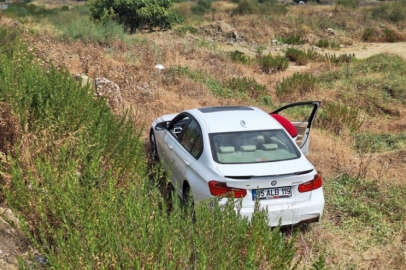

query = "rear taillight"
[298,174,322,193]
[208,181,247,198]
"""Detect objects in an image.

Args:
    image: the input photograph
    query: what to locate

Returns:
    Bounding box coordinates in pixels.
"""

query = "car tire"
[182,183,194,206]
[182,183,196,220]
[149,129,159,162]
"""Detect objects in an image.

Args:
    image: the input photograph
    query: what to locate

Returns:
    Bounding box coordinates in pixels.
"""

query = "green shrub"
[276,73,317,100]
[232,0,287,16]
[3,2,58,19]
[89,0,175,32]
[316,102,364,134]
[56,16,127,44]
[277,32,306,45]
[383,28,401,42]
[224,77,267,98]
[356,54,406,74]
[371,2,406,23]
[174,25,198,36]
[232,0,259,15]
[316,39,340,49]
[337,0,360,8]
[326,174,406,242]
[362,27,379,42]
[191,0,213,15]
[354,132,406,153]
[260,54,289,73]
[323,53,354,64]
[285,47,308,65]
[0,30,298,269]
[230,50,251,64]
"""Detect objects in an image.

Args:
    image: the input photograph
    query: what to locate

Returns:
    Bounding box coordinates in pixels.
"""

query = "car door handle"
[184,160,190,166]
[168,144,174,150]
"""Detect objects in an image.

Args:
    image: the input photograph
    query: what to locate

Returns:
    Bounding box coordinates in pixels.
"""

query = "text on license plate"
[252,186,292,200]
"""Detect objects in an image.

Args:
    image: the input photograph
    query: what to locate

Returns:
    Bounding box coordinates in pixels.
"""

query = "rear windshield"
[209,130,300,164]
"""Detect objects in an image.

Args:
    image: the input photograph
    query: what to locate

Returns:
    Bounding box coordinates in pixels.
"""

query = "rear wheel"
[149,130,159,162]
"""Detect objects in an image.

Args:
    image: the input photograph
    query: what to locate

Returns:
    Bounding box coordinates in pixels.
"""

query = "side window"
[169,114,191,140]
[180,119,203,159]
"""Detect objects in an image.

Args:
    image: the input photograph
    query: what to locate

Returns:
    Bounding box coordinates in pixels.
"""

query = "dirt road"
[336,42,406,59]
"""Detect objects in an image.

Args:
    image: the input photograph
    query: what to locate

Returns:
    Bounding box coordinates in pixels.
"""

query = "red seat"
[271,114,298,138]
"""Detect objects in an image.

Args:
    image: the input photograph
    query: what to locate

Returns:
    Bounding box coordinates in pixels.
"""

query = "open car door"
[271,101,320,155]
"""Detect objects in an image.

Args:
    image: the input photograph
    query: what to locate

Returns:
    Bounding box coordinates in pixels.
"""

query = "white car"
[150,101,324,227]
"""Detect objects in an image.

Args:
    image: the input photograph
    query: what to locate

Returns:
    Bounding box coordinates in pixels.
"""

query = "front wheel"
[149,130,159,162]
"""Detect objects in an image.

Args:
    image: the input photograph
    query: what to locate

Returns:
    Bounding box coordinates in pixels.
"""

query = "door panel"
[272,101,320,154]
[165,113,204,195]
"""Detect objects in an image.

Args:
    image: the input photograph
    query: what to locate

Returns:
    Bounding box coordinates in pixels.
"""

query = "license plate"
[252,186,292,200]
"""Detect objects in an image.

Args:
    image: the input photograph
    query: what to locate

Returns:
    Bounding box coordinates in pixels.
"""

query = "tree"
[90,0,175,32]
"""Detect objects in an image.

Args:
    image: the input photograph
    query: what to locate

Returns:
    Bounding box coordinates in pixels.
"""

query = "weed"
[323,53,354,65]
[371,2,406,23]
[337,0,360,9]
[326,174,406,243]
[277,32,306,45]
[224,77,267,99]
[232,0,259,15]
[276,73,317,101]
[354,132,406,153]
[260,54,289,73]
[169,66,232,97]
[0,29,298,269]
[232,0,287,16]
[191,0,214,15]
[316,39,340,49]
[285,47,308,65]
[362,27,379,42]
[316,102,364,134]
[230,50,251,64]
[383,28,401,42]
[174,25,198,36]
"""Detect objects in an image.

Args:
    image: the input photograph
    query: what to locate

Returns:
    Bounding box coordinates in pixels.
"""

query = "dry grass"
[3,3,406,268]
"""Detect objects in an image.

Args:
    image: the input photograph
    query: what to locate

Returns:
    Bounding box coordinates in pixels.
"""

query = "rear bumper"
[237,188,325,227]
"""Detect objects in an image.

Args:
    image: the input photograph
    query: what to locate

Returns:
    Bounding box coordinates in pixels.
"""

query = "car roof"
[188,106,282,133]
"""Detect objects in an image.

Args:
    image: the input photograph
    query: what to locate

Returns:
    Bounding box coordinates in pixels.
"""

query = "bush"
[371,2,406,23]
[232,0,259,15]
[232,0,287,16]
[383,28,402,42]
[362,27,379,42]
[0,30,298,269]
[260,54,289,73]
[174,25,198,36]
[89,0,175,32]
[3,2,58,19]
[336,0,360,8]
[224,77,267,98]
[230,50,251,64]
[285,48,308,65]
[354,132,406,153]
[316,102,364,134]
[323,53,354,64]
[276,73,317,100]
[57,16,127,44]
[277,32,306,45]
[326,174,406,240]
[316,39,340,49]
[191,0,213,15]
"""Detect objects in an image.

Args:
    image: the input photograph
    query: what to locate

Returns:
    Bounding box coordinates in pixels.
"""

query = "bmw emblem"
[240,120,247,128]
[271,180,277,186]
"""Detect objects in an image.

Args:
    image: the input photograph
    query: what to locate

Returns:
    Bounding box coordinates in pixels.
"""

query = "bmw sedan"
[150,101,324,227]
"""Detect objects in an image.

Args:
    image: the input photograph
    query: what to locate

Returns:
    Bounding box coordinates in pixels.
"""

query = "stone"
[94,77,123,110]
[327,28,335,35]
[74,74,93,88]
[0,208,19,227]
